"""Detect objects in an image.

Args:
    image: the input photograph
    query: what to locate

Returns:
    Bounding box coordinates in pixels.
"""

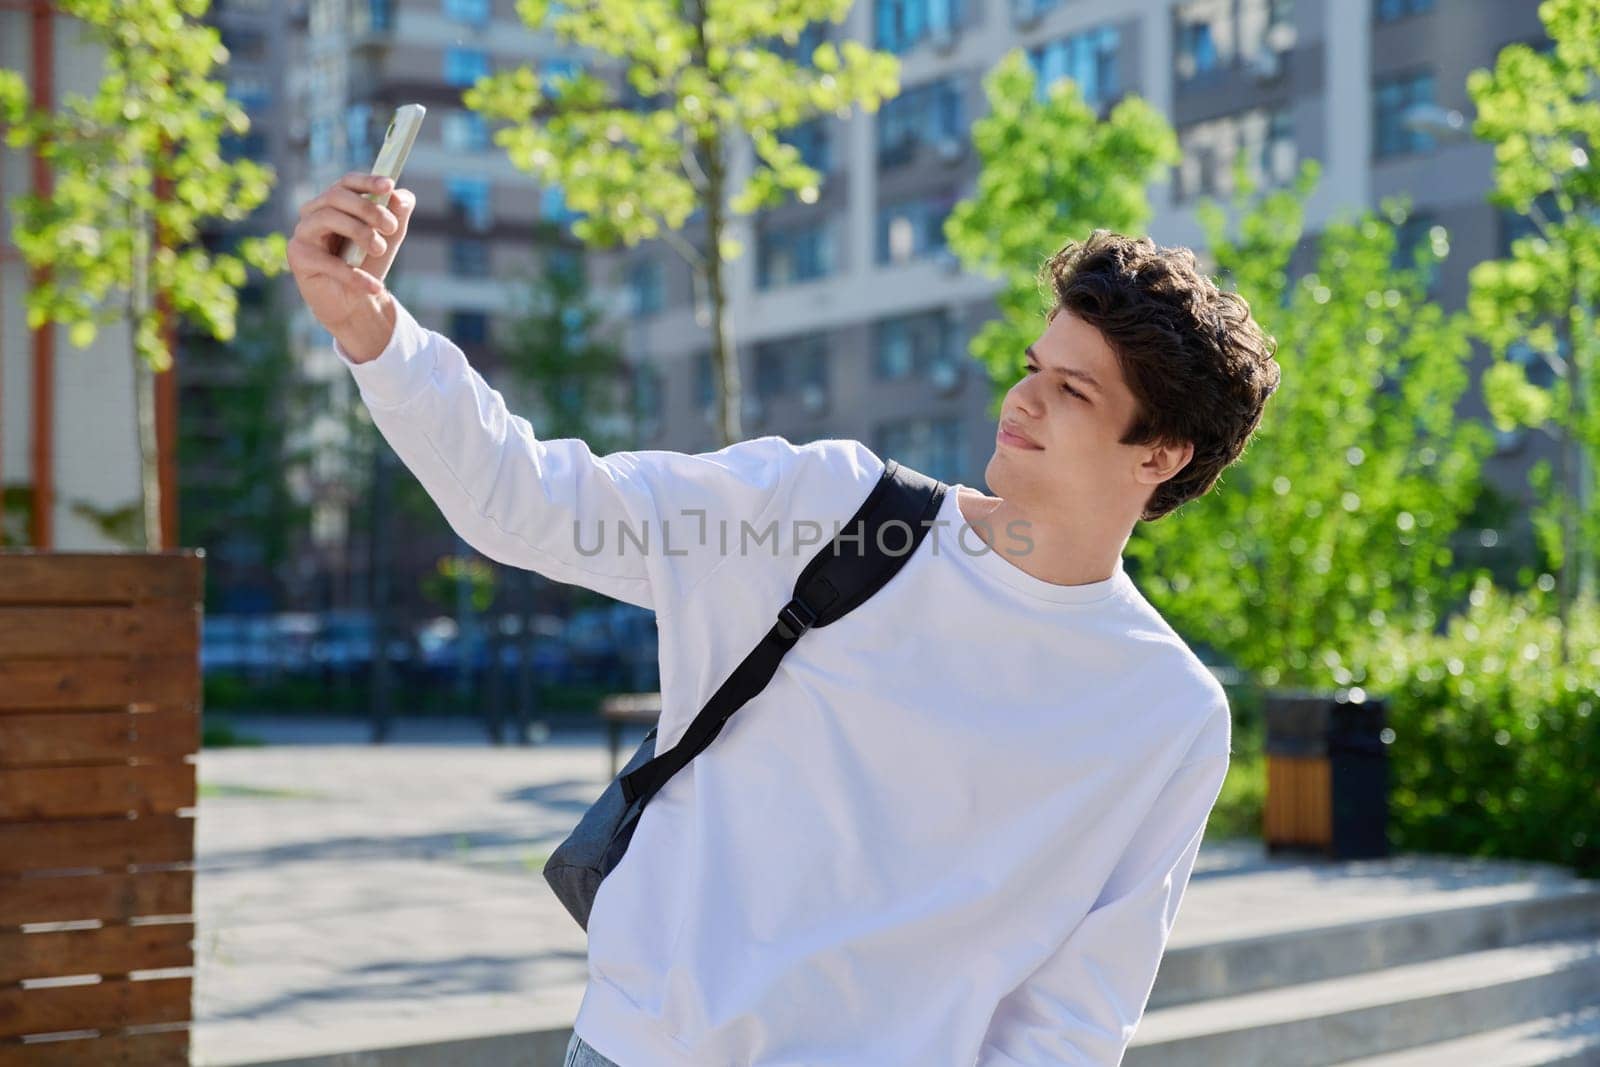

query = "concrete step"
[1124,935,1600,1067]
[1152,880,1600,1008]
[1335,1003,1600,1066]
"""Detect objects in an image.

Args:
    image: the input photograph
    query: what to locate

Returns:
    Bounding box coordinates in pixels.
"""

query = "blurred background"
[1,0,1593,840]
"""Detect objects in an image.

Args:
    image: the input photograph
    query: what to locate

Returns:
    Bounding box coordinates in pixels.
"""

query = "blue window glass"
[448,310,490,345]
[757,221,835,289]
[1028,25,1120,108]
[443,0,490,26]
[444,47,490,87]
[1376,0,1433,22]
[877,79,963,167]
[875,0,962,55]
[877,192,955,264]
[1374,71,1435,158]
[442,110,489,152]
[445,176,493,231]
[449,238,490,277]
[626,259,664,315]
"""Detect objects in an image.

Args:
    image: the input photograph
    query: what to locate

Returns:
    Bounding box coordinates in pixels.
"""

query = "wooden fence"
[0,551,203,1065]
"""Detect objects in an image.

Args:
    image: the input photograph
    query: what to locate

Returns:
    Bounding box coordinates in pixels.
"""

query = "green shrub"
[1352,577,1599,877]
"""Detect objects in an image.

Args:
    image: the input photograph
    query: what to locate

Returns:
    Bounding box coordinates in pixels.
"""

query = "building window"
[877,78,964,168]
[1012,0,1062,21]
[442,110,490,152]
[540,57,583,94]
[1375,0,1433,22]
[547,246,583,286]
[445,176,493,231]
[780,119,832,176]
[874,417,964,483]
[1264,107,1296,185]
[875,0,963,55]
[874,310,957,381]
[227,75,272,114]
[444,0,490,26]
[877,190,956,265]
[1374,70,1435,158]
[757,221,836,289]
[1174,107,1294,203]
[625,259,664,315]
[220,27,268,64]
[1174,0,1294,84]
[449,238,490,277]
[542,183,579,223]
[353,0,393,32]
[444,47,490,87]
[754,347,786,400]
[694,350,714,408]
[448,310,490,345]
[309,115,338,166]
[632,362,663,425]
[1177,19,1219,80]
[1028,24,1120,108]
[1392,212,1443,291]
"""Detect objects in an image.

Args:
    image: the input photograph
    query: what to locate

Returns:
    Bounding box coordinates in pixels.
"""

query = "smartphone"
[340,103,427,269]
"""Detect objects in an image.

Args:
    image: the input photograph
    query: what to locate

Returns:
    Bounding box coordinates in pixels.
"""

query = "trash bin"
[1263,688,1389,860]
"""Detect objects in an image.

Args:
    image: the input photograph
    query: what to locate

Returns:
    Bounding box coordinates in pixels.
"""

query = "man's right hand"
[287,172,416,363]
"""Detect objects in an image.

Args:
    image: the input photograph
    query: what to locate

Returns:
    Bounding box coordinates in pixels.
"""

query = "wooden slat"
[0,976,190,1040]
[0,870,192,926]
[0,924,193,984]
[0,1028,188,1067]
[0,817,193,876]
[0,607,197,660]
[0,553,202,606]
[0,709,199,766]
[0,658,197,710]
[0,765,195,822]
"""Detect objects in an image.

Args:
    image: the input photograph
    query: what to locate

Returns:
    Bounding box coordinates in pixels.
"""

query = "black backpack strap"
[620,458,949,806]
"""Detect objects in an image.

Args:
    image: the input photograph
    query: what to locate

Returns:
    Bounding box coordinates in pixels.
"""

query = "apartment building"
[247,0,1550,609]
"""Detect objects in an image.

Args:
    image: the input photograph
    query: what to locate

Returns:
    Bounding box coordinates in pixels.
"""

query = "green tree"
[1127,160,1495,691]
[1466,0,1599,664]
[177,293,316,613]
[943,50,1179,413]
[464,0,899,447]
[0,0,285,549]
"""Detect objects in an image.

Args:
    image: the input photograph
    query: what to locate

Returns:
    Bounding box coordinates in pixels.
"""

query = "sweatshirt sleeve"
[333,297,799,618]
[975,752,1230,1067]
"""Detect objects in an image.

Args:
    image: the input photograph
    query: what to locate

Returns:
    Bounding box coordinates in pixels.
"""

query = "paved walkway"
[190,716,1590,1066]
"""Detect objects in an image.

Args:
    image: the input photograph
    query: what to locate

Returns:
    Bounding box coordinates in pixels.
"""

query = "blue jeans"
[564,1029,621,1067]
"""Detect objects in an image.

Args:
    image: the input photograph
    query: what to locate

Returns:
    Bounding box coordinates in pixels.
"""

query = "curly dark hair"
[1039,230,1281,522]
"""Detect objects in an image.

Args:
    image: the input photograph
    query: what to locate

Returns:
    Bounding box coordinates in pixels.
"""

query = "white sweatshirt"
[337,298,1233,1067]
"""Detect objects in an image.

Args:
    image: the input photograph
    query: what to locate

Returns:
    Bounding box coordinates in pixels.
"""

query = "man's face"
[984,309,1145,512]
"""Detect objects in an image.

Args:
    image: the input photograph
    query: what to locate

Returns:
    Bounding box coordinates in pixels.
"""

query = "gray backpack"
[543,458,950,930]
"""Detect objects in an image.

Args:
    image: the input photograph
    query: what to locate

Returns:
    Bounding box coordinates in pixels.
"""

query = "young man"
[287,172,1280,1067]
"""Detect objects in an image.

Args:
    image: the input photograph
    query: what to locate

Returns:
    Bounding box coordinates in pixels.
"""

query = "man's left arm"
[976,751,1230,1066]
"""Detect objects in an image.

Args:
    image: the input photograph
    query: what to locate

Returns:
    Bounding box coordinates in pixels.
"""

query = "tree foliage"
[1466,0,1600,660]
[463,0,899,446]
[1126,161,1495,690]
[0,0,286,547]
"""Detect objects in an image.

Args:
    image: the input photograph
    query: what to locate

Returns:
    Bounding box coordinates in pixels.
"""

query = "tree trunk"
[130,151,162,551]
[134,351,162,549]
[687,0,742,449]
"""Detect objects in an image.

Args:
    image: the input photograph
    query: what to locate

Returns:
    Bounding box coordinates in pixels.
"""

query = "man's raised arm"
[286,172,794,614]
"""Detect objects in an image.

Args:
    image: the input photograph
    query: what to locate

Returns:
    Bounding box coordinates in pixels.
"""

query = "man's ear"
[1139,439,1194,486]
